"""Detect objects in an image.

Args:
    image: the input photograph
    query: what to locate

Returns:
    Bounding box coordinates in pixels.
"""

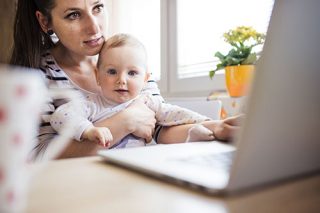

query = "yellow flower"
[223,26,265,46]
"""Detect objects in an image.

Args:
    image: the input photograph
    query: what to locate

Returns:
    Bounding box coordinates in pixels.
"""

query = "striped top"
[31,51,162,161]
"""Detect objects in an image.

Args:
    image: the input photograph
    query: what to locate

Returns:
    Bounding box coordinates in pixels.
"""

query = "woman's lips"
[83,36,103,48]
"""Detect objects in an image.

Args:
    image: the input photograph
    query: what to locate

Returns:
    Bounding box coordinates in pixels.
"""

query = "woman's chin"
[85,48,103,56]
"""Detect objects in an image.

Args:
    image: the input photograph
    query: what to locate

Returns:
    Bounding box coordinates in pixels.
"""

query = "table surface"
[27,156,320,213]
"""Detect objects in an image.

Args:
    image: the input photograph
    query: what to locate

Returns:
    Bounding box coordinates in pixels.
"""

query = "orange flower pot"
[225,65,255,97]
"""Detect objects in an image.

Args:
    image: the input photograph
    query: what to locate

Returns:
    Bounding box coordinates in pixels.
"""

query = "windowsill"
[160,72,226,97]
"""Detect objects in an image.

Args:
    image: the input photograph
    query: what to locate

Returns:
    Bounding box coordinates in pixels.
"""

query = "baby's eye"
[128,70,138,76]
[106,68,117,75]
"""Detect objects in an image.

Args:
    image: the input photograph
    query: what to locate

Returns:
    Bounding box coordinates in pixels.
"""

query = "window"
[160,0,274,97]
[177,0,274,79]
[107,0,274,97]
[107,0,161,80]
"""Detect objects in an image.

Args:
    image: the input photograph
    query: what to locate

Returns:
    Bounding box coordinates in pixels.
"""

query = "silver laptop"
[99,0,320,195]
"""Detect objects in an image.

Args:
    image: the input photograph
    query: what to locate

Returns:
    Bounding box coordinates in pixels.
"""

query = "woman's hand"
[124,98,156,142]
[202,114,245,142]
[157,114,245,144]
[94,97,156,146]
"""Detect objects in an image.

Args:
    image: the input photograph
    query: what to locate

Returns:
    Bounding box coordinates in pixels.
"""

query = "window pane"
[110,0,161,80]
[177,0,274,78]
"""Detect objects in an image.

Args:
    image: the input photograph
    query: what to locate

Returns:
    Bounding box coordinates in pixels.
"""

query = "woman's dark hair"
[10,0,56,68]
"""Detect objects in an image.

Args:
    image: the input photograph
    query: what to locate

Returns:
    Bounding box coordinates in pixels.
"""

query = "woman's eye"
[106,69,117,75]
[65,12,81,20]
[93,4,104,13]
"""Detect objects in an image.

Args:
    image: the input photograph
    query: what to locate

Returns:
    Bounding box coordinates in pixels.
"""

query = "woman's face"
[50,0,108,56]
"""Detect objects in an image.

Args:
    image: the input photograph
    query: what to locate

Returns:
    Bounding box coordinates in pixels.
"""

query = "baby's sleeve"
[146,96,211,126]
[50,101,95,141]
[141,75,164,103]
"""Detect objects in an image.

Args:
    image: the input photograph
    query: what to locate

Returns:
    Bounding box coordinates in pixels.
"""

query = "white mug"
[0,65,78,213]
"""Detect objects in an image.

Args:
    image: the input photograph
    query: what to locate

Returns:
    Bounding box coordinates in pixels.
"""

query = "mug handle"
[41,88,81,161]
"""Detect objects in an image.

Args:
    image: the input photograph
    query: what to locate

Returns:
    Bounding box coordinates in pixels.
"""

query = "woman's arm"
[157,115,244,144]
[57,139,104,158]
[56,96,157,159]
[96,99,156,144]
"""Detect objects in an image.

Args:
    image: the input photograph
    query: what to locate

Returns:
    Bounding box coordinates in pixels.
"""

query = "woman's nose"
[85,14,100,35]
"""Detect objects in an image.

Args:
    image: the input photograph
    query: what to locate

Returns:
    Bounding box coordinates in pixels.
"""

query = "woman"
[10,0,241,160]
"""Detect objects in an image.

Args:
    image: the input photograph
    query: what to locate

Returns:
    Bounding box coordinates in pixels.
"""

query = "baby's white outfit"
[50,94,210,148]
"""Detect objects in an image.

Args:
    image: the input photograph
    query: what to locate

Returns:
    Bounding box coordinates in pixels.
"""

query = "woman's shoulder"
[38,51,74,88]
[39,51,97,98]
[40,51,66,76]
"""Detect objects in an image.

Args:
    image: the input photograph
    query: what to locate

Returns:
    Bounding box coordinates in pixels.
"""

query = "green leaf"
[230,42,240,49]
[209,70,216,79]
[214,52,225,60]
[241,53,257,65]
[225,56,242,66]
[216,63,226,70]
[228,49,239,57]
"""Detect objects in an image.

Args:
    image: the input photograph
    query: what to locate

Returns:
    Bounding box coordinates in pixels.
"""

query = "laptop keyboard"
[174,151,235,171]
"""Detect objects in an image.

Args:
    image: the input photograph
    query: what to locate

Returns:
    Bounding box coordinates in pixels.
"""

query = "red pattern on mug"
[6,190,15,204]
[25,156,32,165]
[0,107,7,123]
[12,133,23,146]
[0,167,4,183]
[16,85,27,98]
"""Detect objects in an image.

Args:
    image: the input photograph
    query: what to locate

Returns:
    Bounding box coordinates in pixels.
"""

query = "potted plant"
[209,26,266,97]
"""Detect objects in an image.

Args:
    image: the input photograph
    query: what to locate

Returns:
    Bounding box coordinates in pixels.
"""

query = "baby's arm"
[157,115,244,144]
[145,96,210,126]
[82,126,113,147]
[50,100,106,143]
[142,95,214,143]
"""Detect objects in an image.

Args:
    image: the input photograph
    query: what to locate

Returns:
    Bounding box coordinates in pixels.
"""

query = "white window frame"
[159,0,225,97]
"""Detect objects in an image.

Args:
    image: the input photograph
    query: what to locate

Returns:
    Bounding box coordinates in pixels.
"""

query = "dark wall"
[0,0,16,64]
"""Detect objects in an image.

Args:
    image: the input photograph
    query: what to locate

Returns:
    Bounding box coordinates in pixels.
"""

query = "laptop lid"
[99,0,320,194]
[226,0,320,192]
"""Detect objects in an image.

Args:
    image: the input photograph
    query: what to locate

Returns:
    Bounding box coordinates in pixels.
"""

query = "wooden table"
[27,157,320,213]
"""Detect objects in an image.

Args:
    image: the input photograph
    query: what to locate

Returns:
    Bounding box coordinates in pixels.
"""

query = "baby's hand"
[185,124,215,142]
[205,114,244,142]
[82,127,113,147]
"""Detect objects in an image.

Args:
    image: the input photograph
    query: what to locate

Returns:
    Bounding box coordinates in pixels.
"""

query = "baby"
[50,34,214,148]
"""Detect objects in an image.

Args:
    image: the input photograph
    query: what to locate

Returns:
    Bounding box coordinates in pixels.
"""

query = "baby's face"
[96,45,149,104]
